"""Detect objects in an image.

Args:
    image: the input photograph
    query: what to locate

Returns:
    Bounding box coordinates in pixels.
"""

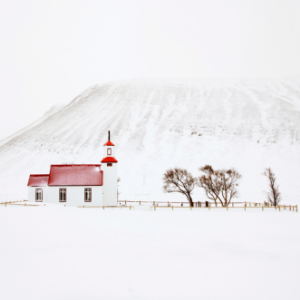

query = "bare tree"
[163,168,196,206]
[197,165,241,207]
[262,168,282,206]
[197,165,221,205]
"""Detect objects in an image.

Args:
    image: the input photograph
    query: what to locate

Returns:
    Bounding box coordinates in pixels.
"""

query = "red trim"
[101,157,118,163]
[100,170,103,186]
[104,141,115,146]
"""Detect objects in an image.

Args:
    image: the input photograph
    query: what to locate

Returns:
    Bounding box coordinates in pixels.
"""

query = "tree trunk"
[186,194,193,207]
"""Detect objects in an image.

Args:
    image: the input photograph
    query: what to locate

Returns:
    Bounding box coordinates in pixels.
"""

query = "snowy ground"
[0,204,299,300]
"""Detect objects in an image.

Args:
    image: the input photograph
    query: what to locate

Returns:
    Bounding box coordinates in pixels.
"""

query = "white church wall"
[28,186,48,202]
[102,163,118,206]
[103,145,115,158]
[28,187,35,202]
[47,186,103,206]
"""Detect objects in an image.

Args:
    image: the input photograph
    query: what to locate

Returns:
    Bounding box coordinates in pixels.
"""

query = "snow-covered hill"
[1,78,300,203]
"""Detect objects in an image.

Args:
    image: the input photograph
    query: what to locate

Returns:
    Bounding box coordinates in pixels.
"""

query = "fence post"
[226,206,228,211]
[232,202,234,207]
[172,205,173,210]
[125,200,126,206]
[278,206,281,212]
[190,206,192,210]
[289,205,291,211]
[102,206,105,210]
[154,205,156,211]
[262,206,264,211]
[244,203,246,211]
[296,205,298,212]
[293,206,294,211]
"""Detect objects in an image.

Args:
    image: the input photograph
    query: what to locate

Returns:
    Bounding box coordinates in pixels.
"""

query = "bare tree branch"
[262,168,282,206]
[197,165,241,207]
[163,168,196,206]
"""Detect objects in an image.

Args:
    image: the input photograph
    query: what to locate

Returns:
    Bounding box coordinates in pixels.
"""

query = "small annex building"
[27,132,118,206]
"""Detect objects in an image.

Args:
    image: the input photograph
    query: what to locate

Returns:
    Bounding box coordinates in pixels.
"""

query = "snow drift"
[1,78,300,203]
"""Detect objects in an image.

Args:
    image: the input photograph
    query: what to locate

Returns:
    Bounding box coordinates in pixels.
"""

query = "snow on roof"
[48,165,103,186]
[27,174,49,187]
[104,140,115,146]
[101,157,118,163]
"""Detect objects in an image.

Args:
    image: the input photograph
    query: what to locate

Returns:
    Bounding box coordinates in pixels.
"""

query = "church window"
[35,188,43,202]
[59,188,67,202]
[107,148,112,155]
[84,188,92,202]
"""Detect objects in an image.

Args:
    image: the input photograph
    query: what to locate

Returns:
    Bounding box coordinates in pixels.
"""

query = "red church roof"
[104,140,115,146]
[48,165,103,186]
[27,174,49,187]
[101,157,118,163]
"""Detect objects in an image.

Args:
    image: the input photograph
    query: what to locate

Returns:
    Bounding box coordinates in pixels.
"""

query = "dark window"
[59,188,67,202]
[107,148,112,155]
[107,163,112,167]
[35,188,43,202]
[84,188,92,202]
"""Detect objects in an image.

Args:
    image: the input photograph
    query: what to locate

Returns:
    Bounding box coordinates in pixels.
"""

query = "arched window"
[107,148,112,155]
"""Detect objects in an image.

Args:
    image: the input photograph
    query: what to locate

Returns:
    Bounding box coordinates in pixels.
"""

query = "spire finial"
[108,130,110,141]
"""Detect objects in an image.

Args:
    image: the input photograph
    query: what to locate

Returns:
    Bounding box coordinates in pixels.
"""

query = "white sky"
[0,0,300,140]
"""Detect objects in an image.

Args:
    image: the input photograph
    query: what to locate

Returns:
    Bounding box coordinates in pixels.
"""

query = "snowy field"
[0,204,299,300]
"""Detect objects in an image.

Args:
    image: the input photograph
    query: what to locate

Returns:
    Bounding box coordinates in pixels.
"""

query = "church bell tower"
[101,131,118,206]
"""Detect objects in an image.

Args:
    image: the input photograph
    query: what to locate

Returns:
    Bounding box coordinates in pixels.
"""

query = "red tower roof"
[104,140,115,146]
[101,157,118,163]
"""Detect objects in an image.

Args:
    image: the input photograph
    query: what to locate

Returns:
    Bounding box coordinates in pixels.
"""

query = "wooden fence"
[117,200,298,212]
[0,199,297,212]
[0,200,30,206]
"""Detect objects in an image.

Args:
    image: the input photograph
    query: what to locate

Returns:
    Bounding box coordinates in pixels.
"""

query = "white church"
[27,131,118,206]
